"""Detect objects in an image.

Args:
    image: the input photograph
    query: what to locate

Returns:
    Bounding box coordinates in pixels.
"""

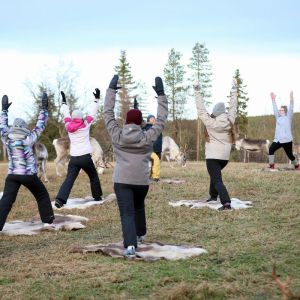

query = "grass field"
[0,161,299,300]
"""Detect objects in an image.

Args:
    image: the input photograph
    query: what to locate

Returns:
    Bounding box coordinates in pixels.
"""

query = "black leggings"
[206,159,231,205]
[114,183,149,248]
[56,154,102,203]
[0,174,54,231]
[269,141,295,161]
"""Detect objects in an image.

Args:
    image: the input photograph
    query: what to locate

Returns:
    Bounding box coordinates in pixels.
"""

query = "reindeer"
[52,137,106,177]
[33,142,49,182]
[161,136,187,167]
[235,137,270,163]
[293,143,300,160]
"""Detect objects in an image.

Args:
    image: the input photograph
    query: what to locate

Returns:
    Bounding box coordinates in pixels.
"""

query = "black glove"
[61,91,67,105]
[133,97,138,109]
[152,77,165,96]
[109,75,121,91]
[42,92,48,110]
[93,88,100,99]
[2,95,12,112]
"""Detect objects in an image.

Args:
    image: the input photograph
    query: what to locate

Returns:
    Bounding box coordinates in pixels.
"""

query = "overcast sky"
[1,0,300,120]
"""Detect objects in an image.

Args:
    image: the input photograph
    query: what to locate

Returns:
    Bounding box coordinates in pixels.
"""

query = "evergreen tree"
[134,81,150,121]
[114,50,136,121]
[232,69,249,136]
[164,48,186,140]
[188,42,213,160]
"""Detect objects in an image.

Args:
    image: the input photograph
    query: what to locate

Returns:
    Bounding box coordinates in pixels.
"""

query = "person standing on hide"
[194,79,238,211]
[104,75,168,257]
[268,91,299,170]
[0,93,54,231]
[54,89,103,208]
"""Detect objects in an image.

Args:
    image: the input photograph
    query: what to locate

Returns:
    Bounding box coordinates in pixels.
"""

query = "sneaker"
[269,164,275,170]
[137,235,145,244]
[206,197,218,202]
[123,245,136,258]
[294,164,300,171]
[94,196,104,201]
[54,199,64,208]
[218,203,232,211]
[43,223,55,229]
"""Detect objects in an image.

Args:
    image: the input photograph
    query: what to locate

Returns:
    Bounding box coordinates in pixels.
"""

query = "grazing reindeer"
[293,143,300,160]
[33,142,49,182]
[235,137,270,163]
[53,137,106,177]
[161,136,187,167]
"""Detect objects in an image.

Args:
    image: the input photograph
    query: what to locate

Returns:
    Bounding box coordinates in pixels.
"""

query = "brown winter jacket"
[195,88,237,161]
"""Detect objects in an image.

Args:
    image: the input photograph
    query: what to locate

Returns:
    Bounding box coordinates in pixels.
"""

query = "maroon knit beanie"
[126,109,143,125]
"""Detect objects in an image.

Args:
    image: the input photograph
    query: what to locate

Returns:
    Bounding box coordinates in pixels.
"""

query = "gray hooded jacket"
[272,99,293,143]
[104,89,168,185]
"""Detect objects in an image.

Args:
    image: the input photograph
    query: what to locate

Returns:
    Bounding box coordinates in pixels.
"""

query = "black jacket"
[143,123,163,153]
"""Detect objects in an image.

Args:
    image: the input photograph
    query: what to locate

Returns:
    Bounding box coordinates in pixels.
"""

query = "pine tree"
[134,81,150,121]
[114,50,136,121]
[233,69,249,136]
[164,48,186,140]
[188,42,213,160]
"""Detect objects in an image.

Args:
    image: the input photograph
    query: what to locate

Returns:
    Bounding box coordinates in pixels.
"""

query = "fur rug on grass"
[159,178,186,184]
[1,214,88,236]
[52,193,116,210]
[169,198,253,210]
[262,167,299,172]
[70,241,207,261]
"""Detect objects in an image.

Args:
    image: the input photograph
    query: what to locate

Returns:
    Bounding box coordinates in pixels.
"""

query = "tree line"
[0,42,257,162]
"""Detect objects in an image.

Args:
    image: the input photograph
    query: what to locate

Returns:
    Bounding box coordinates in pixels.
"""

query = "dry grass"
[0,161,299,300]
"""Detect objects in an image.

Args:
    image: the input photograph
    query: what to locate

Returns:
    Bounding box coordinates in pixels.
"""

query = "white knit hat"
[13,118,28,128]
[212,102,226,117]
[72,110,83,119]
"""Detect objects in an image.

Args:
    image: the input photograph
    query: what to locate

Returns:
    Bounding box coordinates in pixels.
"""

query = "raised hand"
[270,92,276,101]
[61,91,67,105]
[93,88,100,99]
[109,75,121,91]
[152,77,165,96]
[2,95,12,112]
[41,92,48,110]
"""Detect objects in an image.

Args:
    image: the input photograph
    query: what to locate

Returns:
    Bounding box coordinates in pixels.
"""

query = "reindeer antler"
[272,265,300,300]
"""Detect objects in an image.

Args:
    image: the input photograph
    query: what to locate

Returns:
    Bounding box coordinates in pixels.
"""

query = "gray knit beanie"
[72,110,83,119]
[13,118,28,128]
[212,102,226,117]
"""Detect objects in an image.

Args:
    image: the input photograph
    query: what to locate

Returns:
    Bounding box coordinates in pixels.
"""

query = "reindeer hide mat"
[169,198,253,210]
[70,241,207,261]
[52,193,116,210]
[1,214,89,236]
[261,167,300,172]
[159,178,186,184]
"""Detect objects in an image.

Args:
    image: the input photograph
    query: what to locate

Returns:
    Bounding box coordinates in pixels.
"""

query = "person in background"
[54,89,103,208]
[143,114,163,182]
[0,93,54,230]
[104,75,168,257]
[194,78,238,211]
[268,91,299,170]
